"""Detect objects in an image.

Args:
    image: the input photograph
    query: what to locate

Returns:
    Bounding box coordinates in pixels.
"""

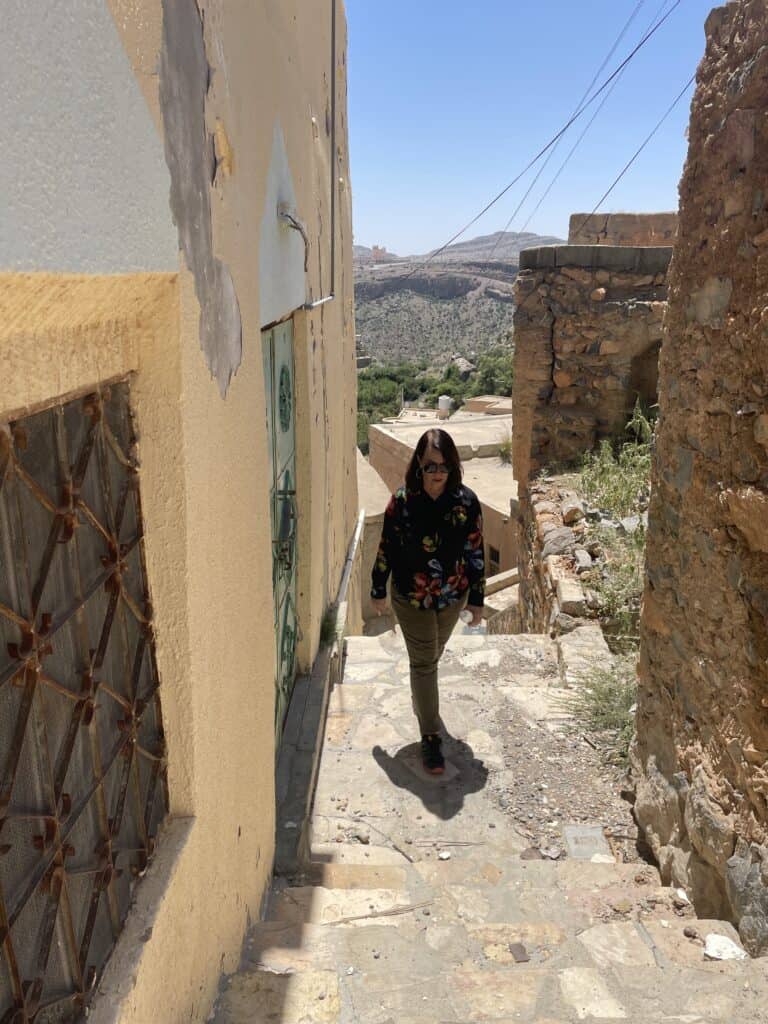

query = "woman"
[371,428,485,774]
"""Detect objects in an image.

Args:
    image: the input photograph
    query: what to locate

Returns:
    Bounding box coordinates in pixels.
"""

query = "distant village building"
[0,2,359,1021]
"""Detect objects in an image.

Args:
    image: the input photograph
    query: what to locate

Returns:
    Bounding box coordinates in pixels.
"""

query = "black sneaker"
[421,734,445,774]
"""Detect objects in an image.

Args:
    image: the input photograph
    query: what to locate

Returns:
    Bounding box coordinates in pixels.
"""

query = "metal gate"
[262,322,298,738]
[0,382,167,1022]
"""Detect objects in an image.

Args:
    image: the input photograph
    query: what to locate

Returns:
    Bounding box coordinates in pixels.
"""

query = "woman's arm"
[370,492,402,600]
[464,495,485,608]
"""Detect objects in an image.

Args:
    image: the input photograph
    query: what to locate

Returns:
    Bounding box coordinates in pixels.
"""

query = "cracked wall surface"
[633,0,768,956]
[2,1,359,1022]
[512,244,671,490]
[159,0,242,395]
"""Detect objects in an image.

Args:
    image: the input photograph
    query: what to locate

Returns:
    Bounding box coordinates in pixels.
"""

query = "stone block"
[561,498,585,524]
[573,548,593,573]
[519,246,556,270]
[578,922,656,968]
[558,967,627,1020]
[722,486,768,552]
[684,770,741,872]
[686,276,733,327]
[541,527,576,558]
[556,578,586,616]
[726,839,768,956]
[563,824,614,861]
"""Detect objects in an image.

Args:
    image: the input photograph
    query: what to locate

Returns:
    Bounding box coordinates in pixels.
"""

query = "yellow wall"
[0,3,358,1022]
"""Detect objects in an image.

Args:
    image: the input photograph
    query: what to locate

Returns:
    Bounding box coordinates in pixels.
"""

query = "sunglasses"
[422,461,449,475]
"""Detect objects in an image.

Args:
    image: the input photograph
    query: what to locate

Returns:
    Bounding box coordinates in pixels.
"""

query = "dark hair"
[405,429,463,493]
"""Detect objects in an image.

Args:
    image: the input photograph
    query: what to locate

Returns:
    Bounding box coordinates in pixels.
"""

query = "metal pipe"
[303,0,336,310]
[327,508,366,652]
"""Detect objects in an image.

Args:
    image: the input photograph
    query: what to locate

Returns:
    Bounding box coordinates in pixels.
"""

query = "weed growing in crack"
[561,654,638,766]
[582,527,645,648]
[578,401,654,519]
[498,426,513,465]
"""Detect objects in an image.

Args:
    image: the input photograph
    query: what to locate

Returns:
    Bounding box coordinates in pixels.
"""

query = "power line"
[404,0,682,278]
[517,0,677,235]
[488,0,646,259]
[570,71,696,240]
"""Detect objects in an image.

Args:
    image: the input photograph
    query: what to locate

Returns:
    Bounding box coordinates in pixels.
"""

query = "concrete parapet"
[519,244,673,274]
[568,212,678,247]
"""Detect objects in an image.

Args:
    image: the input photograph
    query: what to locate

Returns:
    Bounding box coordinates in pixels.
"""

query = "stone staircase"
[214,632,767,1023]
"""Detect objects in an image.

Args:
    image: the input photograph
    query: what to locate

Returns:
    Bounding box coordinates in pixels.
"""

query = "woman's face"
[420,444,450,499]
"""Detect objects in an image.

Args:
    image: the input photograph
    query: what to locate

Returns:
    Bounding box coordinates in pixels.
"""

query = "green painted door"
[262,320,298,738]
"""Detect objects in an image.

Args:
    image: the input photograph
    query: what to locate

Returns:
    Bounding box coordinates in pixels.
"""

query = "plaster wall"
[1,1,358,1021]
[634,0,768,956]
[0,0,177,272]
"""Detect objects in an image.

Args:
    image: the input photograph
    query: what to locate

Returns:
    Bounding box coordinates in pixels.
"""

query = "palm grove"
[356,345,513,453]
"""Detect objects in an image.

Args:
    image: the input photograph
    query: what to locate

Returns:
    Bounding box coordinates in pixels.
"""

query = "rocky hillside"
[354,230,563,364]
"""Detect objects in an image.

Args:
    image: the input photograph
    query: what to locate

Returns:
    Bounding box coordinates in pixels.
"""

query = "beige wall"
[0,1,358,1021]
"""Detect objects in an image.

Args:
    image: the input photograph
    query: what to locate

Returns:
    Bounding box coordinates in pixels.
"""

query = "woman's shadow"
[371,728,488,821]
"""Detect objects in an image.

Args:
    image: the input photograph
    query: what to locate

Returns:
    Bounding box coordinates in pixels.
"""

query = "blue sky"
[346,0,714,254]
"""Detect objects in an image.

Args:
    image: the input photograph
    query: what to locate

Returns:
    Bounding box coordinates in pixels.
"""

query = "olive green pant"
[391,590,466,735]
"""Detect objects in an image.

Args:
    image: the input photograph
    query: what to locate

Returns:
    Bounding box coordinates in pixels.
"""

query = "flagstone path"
[214,631,768,1023]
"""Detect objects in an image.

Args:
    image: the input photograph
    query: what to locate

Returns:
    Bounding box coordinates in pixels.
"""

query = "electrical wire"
[517,0,677,236]
[570,71,696,240]
[487,0,647,259]
[404,0,683,278]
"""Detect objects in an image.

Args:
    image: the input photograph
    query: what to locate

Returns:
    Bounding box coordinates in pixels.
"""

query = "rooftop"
[373,411,513,461]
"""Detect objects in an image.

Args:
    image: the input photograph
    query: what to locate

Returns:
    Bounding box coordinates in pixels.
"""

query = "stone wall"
[568,212,678,247]
[633,0,768,956]
[512,244,671,489]
[515,477,611,682]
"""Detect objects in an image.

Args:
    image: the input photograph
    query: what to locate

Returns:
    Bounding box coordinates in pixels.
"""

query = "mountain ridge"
[354,229,565,364]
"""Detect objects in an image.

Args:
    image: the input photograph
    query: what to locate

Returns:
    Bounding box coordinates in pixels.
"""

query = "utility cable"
[518,0,677,235]
[488,0,646,259]
[404,0,682,278]
[570,71,696,241]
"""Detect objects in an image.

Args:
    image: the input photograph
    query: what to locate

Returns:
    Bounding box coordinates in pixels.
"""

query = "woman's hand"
[372,598,388,616]
[466,605,484,627]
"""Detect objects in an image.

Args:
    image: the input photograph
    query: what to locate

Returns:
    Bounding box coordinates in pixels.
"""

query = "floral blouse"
[371,484,485,610]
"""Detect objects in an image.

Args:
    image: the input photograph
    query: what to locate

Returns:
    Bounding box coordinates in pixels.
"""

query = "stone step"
[213,616,767,1024]
[214,907,760,1023]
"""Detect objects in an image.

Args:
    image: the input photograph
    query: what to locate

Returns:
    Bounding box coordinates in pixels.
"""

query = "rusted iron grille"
[0,382,168,1022]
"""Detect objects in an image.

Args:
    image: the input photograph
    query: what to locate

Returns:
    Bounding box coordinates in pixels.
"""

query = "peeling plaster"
[159,0,242,396]
[259,123,308,327]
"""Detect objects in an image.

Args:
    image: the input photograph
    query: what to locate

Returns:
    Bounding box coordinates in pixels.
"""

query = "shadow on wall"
[629,341,661,411]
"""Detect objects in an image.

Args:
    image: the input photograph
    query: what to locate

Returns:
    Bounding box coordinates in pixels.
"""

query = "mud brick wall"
[568,212,678,247]
[512,244,671,490]
[633,0,768,956]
